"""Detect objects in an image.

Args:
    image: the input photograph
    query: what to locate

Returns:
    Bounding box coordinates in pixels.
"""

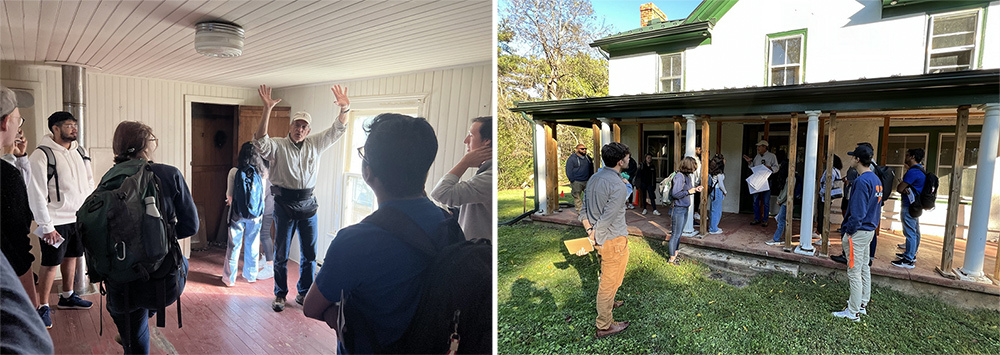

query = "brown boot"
[596,321,630,338]
[612,300,624,309]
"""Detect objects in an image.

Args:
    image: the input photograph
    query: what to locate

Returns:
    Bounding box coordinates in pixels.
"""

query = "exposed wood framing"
[880,116,891,164]
[784,113,798,251]
[545,121,559,215]
[674,119,682,171]
[613,120,621,142]
[591,120,601,174]
[700,117,710,235]
[638,123,644,155]
[716,121,723,153]
[822,112,838,255]
[937,106,969,278]
[764,120,771,141]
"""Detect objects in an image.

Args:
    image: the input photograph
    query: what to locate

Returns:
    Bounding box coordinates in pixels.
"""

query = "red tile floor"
[46,248,339,354]
[532,207,999,295]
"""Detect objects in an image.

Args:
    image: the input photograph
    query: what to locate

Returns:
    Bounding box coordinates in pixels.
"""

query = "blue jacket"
[566,153,593,183]
[842,171,882,236]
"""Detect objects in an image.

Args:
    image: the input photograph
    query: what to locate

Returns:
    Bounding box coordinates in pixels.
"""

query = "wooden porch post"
[701,116,710,235]
[880,116,891,165]
[544,121,560,215]
[821,112,837,255]
[784,113,798,251]
[763,120,771,141]
[638,123,644,156]
[591,120,601,174]
[673,119,682,172]
[937,106,970,278]
[613,120,621,143]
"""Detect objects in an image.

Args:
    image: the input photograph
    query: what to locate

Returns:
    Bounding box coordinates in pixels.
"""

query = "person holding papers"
[743,140,779,227]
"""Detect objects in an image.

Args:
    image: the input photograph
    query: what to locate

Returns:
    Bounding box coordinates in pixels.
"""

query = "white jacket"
[26,134,95,234]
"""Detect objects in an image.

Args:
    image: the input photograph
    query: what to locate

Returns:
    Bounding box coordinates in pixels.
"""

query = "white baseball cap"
[291,111,312,125]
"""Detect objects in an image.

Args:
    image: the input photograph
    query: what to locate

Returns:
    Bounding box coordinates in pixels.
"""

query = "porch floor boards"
[531,208,999,295]
[47,248,339,354]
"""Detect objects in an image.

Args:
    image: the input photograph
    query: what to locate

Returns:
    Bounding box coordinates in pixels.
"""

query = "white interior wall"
[272,62,492,263]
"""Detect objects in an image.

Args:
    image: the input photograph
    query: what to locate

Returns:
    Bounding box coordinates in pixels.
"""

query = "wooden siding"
[274,63,493,260]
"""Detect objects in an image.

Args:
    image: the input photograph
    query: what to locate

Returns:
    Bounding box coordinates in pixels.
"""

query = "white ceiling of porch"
[0,0,493,88]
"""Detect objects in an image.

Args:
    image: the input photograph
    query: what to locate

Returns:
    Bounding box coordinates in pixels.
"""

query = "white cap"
[756,140,769,147]
[291,111,312,125]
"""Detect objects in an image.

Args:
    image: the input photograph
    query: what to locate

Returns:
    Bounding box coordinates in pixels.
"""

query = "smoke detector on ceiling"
[195,22,244,58]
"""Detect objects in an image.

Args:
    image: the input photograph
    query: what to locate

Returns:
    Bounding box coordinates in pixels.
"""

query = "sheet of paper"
[746,165,772,193]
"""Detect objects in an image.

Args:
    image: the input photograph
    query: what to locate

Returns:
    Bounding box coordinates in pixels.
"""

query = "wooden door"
[237,106,291,153]
[191,103,238,246]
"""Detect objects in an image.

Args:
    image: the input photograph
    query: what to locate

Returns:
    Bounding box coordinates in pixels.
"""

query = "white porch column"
[599,118,612,161]
[683,115,697,236]
[534,121,549,215]
[796,111,821,254]
[958,103,1000,282]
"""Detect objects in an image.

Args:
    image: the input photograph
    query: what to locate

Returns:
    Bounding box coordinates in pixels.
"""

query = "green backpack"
[77,158,172,283]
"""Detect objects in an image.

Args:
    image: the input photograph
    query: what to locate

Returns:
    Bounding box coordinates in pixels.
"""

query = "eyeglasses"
[13,115,23,127]
[357,146,368,163]
[149,137,159,143]
[61,123,78,129]
[579,148,587,151]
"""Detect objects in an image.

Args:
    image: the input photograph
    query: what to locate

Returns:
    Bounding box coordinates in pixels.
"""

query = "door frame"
[183,95,247,186]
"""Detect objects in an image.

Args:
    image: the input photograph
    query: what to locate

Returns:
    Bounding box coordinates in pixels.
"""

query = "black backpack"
[36,145,90,202]
[908,165,940,211]
[362,207,492,354]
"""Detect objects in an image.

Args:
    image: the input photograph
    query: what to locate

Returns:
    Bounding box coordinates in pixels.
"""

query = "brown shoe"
[613,300,624,309]
[596,321,630,338]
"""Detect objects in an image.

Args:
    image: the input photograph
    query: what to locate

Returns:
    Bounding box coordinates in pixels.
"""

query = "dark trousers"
[272,207,318,298]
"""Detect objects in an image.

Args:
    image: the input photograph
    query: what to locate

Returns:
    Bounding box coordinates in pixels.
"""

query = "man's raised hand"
[259,84,282,108]
[332,85,350,109]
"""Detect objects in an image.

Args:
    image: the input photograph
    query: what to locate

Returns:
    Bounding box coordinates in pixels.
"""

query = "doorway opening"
[190,102,238,249]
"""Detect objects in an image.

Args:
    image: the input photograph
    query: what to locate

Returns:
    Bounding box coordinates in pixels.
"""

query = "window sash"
[768,34,803,86]
[925,10,980,73]
[659,53,683,93]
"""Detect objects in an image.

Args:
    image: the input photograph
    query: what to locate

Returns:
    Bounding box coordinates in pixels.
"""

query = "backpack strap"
[36,146,60,202]
[77,146,90,161]
[361,207,451,257]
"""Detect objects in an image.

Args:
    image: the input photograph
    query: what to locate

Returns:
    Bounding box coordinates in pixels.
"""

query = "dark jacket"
[565,153,593,183]
[150,163,199,238]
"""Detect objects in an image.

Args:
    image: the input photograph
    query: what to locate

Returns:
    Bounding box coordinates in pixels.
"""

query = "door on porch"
[739,122,826,218]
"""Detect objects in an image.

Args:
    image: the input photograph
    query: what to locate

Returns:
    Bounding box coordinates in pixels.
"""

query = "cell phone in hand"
[48,235,65,248]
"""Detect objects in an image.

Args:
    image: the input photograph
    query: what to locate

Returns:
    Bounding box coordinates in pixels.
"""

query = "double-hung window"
[767,31,805,86]
[659,52,683,93]
[926,10,981,73]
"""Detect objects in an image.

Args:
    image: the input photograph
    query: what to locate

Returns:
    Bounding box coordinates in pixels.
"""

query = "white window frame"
[767,34,804,86]
[658,52,684,93]
[925,9,982,73]
[884,133,929,199]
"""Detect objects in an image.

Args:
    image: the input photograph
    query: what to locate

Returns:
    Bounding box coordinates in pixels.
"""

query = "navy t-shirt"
[314,197,447,354]
[901,164,926,207]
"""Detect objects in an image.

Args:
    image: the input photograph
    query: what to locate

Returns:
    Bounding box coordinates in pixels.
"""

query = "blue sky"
[592,0,703,33]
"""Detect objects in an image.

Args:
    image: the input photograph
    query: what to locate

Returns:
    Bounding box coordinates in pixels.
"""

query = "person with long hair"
[222,142,267,286]
[707,154,728,234]
[107,121,198,354]
[669,156,703,264]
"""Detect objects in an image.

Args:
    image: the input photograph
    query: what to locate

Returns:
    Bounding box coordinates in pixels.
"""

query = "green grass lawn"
[497,189,1000,354]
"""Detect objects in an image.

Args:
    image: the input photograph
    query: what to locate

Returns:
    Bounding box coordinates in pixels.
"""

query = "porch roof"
[511,69,999,124]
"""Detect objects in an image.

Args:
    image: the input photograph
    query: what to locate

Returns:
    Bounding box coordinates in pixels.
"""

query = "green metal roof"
[589,0,738,51]
[511,69,1000,122]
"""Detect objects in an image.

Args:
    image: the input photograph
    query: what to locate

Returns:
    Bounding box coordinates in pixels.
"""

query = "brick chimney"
[640,3,668,27]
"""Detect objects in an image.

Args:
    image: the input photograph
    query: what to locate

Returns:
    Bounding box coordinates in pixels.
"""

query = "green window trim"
[764,29,808,87]
[977,6,989,69]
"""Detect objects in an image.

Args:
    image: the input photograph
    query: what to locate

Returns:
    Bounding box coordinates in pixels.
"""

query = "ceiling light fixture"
[195,22,244,58]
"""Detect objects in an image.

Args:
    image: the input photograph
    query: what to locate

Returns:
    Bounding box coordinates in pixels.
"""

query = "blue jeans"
[772,205,787,242]
[669,206,688,257]
[709,187,724,232]
[224,216,262,284]
[901,207,920,262]
[752,190,771,222]
[110,309,152,354]
[273,206,319,298]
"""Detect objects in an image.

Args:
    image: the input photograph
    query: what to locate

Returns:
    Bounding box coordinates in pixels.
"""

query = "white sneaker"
[765,240,783,246]
[652,210,661,216]
[832,308,860,322]
[627,204,635,209]
[860,303,868,316]
[257,263,274,280]
[709,229,723,235]
[694,213,701,219]
[642,209,648,215]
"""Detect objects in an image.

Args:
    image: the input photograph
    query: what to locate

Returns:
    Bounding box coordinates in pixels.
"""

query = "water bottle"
[144,196,161,218]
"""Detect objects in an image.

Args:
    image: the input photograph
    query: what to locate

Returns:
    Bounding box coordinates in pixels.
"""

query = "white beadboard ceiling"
[0,0,492,88]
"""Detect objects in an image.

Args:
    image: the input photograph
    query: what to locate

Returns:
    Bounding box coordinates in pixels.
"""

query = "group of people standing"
[0,83,494,354]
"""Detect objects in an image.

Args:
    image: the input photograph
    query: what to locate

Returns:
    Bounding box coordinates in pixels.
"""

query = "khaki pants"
[843,230,874,315]
[571,181,587,213]
[595,236,629,330]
